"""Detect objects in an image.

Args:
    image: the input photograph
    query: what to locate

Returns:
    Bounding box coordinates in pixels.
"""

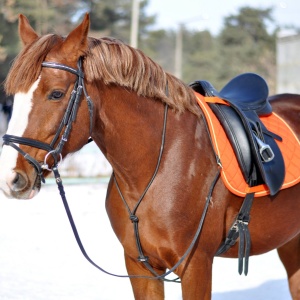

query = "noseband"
[2,57,93,182]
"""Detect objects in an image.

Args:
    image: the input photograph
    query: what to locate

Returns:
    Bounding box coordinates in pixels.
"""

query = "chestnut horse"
[0,14,299,300]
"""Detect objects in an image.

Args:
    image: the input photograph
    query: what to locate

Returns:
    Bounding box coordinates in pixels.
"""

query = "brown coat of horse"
[0,14,299,300]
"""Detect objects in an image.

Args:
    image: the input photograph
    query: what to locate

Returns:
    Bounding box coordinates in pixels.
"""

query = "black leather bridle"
[2,57,94,182]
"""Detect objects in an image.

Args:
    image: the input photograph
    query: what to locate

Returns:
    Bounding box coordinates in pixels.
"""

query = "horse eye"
[48,91,64,100]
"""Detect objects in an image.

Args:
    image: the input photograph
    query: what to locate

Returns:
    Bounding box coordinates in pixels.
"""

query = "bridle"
[2,57,220,283]
[2,57,94,182]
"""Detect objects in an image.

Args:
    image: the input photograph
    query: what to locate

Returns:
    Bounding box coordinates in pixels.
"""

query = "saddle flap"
[242,110,285,194]
[211,102,285,195]
[209,104,252,181]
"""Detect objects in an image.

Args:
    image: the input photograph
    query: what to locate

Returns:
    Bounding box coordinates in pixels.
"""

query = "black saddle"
[194,73,271,115]
[190,73,285,196]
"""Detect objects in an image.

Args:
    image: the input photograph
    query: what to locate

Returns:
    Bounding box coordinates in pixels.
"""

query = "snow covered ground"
[0,182,291,300]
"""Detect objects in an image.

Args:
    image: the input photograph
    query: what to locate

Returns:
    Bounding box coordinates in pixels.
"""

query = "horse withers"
[0,14,299,300]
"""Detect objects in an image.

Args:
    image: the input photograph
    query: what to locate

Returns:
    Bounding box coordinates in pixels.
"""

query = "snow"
[0,182,291,299]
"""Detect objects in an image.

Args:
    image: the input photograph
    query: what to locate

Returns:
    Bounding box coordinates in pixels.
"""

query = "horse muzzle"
[0,168,41,200]
[0,139,46,199]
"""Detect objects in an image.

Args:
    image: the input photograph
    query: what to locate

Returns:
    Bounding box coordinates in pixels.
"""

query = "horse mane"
[5,35,200,116]
[4,34,60,95]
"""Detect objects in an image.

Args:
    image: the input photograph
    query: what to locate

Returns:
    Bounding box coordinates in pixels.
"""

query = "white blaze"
[0,78,40,195]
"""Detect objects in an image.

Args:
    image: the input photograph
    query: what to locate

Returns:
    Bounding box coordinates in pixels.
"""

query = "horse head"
[0,14,93,199]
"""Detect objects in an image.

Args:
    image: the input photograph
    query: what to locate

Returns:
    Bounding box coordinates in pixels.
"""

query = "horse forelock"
[84,37,200,116]
[4,34,62,95]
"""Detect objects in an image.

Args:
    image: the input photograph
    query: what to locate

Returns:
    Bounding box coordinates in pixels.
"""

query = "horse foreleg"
[277,233,300,300]
[124,253,165,300]
[180,253,213,300]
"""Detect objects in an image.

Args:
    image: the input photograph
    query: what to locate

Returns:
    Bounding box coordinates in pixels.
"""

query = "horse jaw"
[0,78,41,199]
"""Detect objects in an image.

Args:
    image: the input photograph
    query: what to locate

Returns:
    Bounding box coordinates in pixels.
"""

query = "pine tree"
[216,7,276,92]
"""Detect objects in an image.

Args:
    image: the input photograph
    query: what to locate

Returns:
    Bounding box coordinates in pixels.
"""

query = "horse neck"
[92,85,168,192]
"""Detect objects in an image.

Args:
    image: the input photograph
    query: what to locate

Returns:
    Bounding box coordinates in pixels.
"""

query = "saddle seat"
[196,73,272,116]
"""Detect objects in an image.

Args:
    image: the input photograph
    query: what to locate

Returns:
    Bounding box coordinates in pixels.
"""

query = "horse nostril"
[9,171,27,192]
[12,172,20,185]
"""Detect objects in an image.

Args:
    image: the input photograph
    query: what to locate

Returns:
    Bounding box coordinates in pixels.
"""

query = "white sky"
[147,0,300,34]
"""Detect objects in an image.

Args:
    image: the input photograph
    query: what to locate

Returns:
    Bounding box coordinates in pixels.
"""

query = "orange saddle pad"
[195,92,300,197]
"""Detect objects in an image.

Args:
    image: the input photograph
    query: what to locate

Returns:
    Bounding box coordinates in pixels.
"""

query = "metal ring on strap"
[41,150,63,171]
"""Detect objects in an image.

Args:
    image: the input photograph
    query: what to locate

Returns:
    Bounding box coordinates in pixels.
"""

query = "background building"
[277,32,300,94]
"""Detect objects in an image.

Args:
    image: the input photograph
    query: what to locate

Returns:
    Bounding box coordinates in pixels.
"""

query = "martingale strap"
[51,161,221,282]
[53,92,220,282]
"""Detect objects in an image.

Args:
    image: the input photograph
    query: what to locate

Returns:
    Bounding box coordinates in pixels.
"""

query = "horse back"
[269,93,300,139]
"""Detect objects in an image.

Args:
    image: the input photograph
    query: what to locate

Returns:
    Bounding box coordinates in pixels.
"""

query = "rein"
[2,58,220,283]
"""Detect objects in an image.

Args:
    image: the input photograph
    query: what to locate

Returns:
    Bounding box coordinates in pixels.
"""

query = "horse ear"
[18,14,39,46]
[61,13,90,59]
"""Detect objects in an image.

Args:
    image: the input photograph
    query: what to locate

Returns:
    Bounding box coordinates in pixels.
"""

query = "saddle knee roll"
[209,104,253,183]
